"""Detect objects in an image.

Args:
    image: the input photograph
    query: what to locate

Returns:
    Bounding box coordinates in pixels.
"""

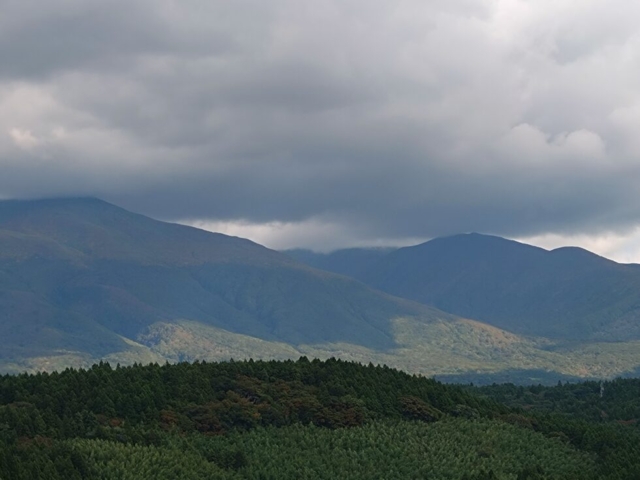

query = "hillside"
[7,198,571,379]
[2,359,640,479]
[5,200,640,382]
[284,247,393,280]
[286,234,640,341]
[0,198,448,370]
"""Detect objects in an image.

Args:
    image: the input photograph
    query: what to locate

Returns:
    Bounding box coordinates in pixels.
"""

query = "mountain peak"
[404,232,547,260]
[0,196,288,267]
[0,196,110,208]
[435,232,538,246]
[288,232,640,342]
[0,197,458,370]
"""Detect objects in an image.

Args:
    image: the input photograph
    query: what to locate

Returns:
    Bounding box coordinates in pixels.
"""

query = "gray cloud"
[1,0,640,248]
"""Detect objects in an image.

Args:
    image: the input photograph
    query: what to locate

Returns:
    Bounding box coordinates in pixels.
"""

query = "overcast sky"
[2,1,640,261]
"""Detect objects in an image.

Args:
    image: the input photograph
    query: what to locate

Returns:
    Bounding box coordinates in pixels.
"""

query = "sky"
[2,1,640,262]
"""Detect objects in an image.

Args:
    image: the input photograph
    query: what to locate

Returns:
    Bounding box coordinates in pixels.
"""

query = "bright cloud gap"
[184,219,640,264]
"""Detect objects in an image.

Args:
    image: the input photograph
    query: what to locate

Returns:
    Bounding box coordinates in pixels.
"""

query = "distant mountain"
[0,198,463,371]
[5,200,640,382]
[284,247,394,280]
[285,233,640,341]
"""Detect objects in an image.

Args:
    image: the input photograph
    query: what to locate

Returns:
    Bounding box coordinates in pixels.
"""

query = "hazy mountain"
[4,200,640,382]
[284,247,394,280]
[286,233,640,341]
[0,198,459,370]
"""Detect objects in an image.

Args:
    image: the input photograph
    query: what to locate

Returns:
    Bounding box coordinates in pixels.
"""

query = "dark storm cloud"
[1,0,640,248]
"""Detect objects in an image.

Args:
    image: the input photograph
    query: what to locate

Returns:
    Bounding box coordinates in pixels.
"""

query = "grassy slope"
[125,318,640,382]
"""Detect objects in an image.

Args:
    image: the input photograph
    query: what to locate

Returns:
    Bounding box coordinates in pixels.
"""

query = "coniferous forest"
[1,358,640,479]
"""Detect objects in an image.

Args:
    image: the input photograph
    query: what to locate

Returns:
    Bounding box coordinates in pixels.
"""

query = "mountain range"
[2,198,640,383]
[286,234,640,341]
[0,198,471,372]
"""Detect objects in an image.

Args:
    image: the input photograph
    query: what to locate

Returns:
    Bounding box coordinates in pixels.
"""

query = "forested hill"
[2,359,640,479]
[476,377,640,423]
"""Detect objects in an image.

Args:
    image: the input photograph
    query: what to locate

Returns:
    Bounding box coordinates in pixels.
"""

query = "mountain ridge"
[4,199,640,383]
[285,233,640,341]
[0,197,464,370]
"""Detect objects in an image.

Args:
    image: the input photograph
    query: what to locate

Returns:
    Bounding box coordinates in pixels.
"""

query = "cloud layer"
[2,0,640,254]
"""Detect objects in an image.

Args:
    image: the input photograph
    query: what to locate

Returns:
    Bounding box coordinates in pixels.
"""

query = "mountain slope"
[287,234,640,341]
[284,247,393,280]
[6,200,640,381]
[0,198,462,369]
